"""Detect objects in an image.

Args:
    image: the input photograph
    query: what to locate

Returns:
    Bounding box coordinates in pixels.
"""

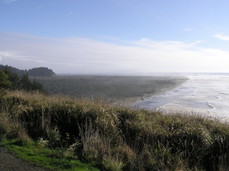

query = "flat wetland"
[35,75,187,103]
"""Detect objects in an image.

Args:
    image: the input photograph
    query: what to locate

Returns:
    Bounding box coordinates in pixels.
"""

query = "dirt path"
[0,146,49,171]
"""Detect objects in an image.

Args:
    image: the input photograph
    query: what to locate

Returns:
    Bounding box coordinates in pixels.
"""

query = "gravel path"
[0,146,49,171]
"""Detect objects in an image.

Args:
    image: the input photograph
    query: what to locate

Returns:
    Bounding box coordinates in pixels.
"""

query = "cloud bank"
[213,34,229,41]
[1,32,229,74]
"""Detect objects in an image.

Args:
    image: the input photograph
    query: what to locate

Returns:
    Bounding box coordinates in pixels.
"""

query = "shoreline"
[113,76,188,107]
[130,74,229,123]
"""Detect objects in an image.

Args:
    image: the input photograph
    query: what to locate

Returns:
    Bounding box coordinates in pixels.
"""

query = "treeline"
[0,69,45,94]
[28,67,56,77]
[0,65,56,77]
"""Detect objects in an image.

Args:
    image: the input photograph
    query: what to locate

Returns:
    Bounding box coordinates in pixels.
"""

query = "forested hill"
[28,67,56,77]
[0,65,26,77]
[0,65,56,77]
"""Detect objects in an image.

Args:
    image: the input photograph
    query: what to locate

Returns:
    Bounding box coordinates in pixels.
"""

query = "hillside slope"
[1,91,229,170]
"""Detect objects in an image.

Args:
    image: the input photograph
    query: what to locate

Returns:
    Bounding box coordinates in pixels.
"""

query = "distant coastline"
[134,74,229,122]
[115,76,188,107]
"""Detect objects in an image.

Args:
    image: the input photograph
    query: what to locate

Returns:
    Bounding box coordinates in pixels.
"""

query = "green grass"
[1,138,99,171]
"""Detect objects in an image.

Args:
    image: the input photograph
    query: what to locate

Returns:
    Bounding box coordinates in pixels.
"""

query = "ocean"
[133,74,229,121]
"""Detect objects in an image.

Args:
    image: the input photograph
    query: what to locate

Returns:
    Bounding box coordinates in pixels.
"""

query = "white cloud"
[213,34,229,41]
[1,32,229,74]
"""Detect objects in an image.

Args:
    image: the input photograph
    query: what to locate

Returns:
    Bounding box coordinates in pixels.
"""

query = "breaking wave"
[134,74,229,120]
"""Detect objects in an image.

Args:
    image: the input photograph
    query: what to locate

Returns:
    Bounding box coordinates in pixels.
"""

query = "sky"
[1,0,229,74]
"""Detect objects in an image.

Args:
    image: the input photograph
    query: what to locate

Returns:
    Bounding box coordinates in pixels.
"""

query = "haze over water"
[134,74,229,122]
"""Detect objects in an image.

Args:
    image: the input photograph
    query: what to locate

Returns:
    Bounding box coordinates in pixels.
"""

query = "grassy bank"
[1,138,98,171]
[1,91,229,170]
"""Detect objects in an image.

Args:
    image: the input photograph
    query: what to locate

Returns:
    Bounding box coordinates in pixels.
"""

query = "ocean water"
[133,74,229,121]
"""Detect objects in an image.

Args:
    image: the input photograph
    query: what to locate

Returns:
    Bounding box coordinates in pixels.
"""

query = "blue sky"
[1,0,229,74]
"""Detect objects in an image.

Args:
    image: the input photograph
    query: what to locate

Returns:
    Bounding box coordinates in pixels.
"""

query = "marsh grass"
[35,75,187,101]
[1,90,229,170]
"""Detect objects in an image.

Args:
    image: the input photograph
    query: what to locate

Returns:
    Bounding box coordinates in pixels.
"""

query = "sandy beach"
[133,74,229,122]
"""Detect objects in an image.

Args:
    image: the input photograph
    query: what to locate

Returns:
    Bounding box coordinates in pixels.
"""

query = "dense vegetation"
[1,65,229,170]
[0,69,45,95]
[28,67,56,77]
[35,75,186,101]
[0,65,56,77]
[0,65,26,77]
[1,91,229,170]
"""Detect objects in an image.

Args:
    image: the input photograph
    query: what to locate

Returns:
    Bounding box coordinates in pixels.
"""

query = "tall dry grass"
[1,90,229,170]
